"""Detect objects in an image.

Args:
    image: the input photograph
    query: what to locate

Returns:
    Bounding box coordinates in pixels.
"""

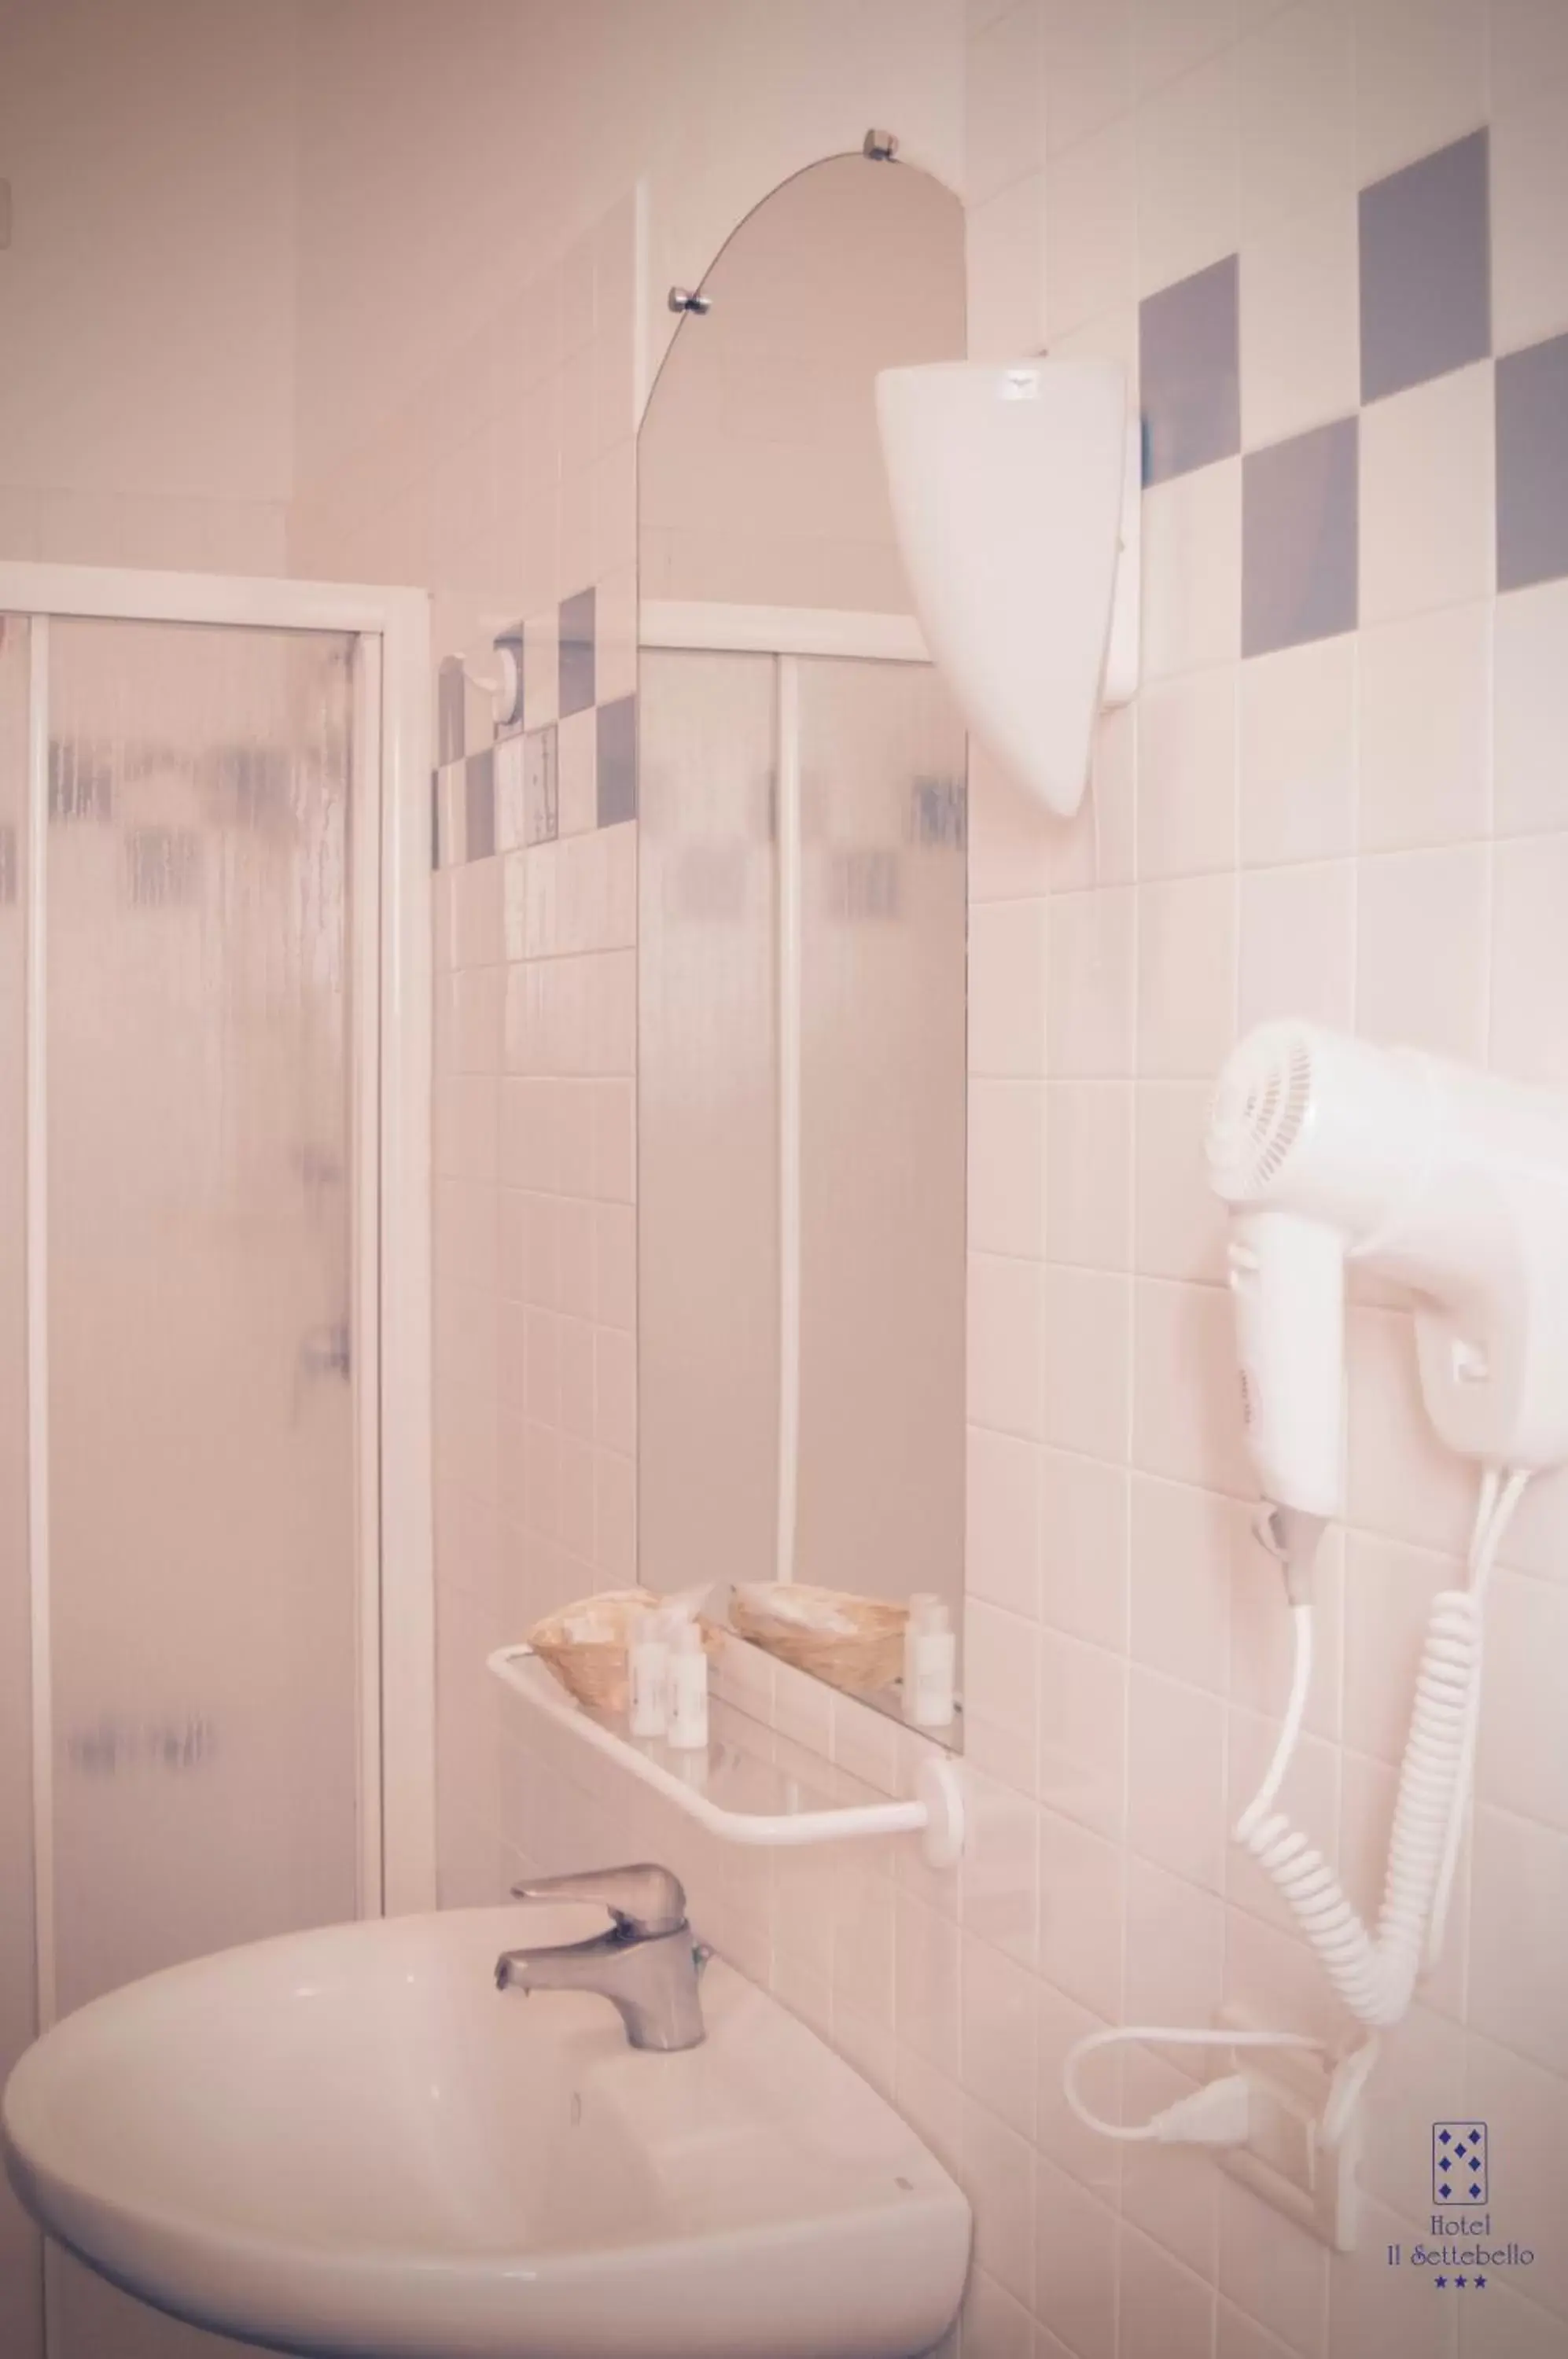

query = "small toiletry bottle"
[902,1592,940,1721]
[908,1601,955,1730]
[665,1620,709,1750]
[628,1610,669,1739]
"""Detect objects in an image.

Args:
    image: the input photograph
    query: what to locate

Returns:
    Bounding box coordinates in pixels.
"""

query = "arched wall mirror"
[636,151,969,1744]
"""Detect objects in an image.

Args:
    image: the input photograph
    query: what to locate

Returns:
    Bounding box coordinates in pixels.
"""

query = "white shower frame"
[1,562,436,2025]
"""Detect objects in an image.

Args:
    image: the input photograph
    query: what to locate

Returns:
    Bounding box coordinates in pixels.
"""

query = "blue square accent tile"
[1497,333,1568,591]
[597,694,638,826]
[1360,131,1490,404]
[437,655,466,765]
[1242,416,1358,657]
[464,747,495,862]
[525,723,559,844]
[1140,256,1241,484]
[558,587,597,717]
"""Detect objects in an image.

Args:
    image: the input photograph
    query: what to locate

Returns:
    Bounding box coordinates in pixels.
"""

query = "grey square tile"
[1140,255,1241,485]
[558,587,596,718]
[494,734,525,851]
[596,694,637,826]
[1360,130,1490,405]
[1242,415,1359,657]
[429,774,440,872]
[437,655,466,765]
[1497,333,1568,592]
[525,723,559,844]
[464,747,495,862]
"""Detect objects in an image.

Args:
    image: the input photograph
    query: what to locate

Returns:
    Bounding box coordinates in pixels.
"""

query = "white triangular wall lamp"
[875,358,1139,820]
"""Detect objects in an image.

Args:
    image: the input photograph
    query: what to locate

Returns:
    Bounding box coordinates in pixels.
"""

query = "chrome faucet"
[494,1864,709,2052]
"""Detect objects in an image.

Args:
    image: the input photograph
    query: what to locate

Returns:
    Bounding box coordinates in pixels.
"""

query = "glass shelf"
[488,1647,965,1867]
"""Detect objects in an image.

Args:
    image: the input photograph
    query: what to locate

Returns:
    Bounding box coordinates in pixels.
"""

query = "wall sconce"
[876,358,1139,820]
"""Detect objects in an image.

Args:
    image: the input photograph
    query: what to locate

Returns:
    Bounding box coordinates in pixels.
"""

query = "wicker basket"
[730,1582,907,1697]
[528,1588,723,1716]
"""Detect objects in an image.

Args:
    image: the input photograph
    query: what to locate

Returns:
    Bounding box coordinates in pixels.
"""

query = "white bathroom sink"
[1,1902,970,2359]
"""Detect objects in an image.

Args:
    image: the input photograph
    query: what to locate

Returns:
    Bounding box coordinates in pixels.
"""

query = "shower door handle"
[293,1321,351,1422]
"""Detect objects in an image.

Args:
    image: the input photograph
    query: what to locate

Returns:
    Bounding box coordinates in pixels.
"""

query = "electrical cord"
[1234,1466,1529,2030]
[1062,2023,1324,2144]
[1429,1466,1528,1965]
[1062,1465,1531,2145]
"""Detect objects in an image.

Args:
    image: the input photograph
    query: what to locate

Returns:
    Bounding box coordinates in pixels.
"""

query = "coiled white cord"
[1235,1466,1528,2028]
[1062,1466,1531,2144]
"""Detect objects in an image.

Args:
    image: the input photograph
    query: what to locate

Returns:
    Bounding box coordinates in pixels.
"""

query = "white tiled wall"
[949,5,1568,2355]
[430,807,641,1898]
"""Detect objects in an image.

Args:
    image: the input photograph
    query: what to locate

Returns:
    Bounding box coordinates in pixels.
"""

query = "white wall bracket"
[1216,2004,1362,2253]
[488,1647,966,1868]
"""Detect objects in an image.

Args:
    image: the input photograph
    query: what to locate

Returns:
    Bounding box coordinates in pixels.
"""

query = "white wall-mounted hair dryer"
[1066,1023,1568,2208]
[1201,1022,1568,2031]
[1207,1019,1568,1529]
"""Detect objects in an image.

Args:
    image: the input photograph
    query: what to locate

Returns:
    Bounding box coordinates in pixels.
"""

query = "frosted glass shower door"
[796,657,966,1605]
[638,636,966,1633]
[43,616,362,2022]
[639,648,779,1599]
[0,615,42,2357]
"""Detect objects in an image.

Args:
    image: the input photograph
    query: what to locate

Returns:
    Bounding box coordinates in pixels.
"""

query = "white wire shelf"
[488,1647,966,1868]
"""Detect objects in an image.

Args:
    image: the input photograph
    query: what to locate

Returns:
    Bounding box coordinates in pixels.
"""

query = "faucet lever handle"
[509,1861,688,1938]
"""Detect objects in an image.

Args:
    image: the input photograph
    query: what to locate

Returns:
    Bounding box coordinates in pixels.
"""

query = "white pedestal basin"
[2,1903,970,2359]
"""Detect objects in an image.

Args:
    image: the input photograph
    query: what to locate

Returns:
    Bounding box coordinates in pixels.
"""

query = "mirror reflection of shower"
[636,153,969,1736]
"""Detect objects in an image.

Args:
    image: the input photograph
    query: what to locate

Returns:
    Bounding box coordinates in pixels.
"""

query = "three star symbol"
[1434,2275,1489,2291]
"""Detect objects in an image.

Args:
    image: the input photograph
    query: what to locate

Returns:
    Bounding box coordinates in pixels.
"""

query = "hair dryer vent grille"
[1209,1027,1315,1200]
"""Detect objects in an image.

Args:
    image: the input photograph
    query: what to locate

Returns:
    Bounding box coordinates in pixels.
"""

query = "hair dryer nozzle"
[1208,1020,1437,1238]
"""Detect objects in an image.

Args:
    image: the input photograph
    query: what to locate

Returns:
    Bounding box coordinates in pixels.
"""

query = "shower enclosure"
[638,611,966,1636]
[0,566,434,2359]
